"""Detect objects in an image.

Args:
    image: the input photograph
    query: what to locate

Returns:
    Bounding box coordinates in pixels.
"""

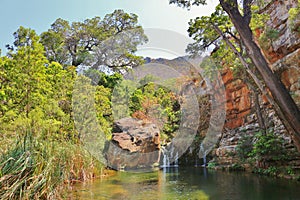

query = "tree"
[170,0,300,151]
[40,9,147,71]
[129,81,181,140]
[4,27,50,118]
[40,18,71,65]
[83,68,122,88]
[1,27,79,140]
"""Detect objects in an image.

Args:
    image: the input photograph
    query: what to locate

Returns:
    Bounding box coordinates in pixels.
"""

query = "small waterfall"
[202,151,207,167]
[174,152,179,167]
[199,143,207,167]
[163,152,167,167]
[167,153,170,167]
[194,156,198,167]
[161,146,179,168]
[161,147,170,168]
[189,146,193,154]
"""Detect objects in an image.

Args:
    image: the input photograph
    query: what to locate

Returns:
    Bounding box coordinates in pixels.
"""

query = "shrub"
[288,0,300,32]
[207,162,216,169]
[258,28,280,49]
[250,131,287,164]
[236,134,254,161]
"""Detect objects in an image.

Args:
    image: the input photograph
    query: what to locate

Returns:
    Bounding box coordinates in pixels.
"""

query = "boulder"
[105,118,160,170]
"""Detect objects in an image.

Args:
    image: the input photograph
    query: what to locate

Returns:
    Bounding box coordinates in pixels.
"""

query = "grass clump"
[0,134,103,199]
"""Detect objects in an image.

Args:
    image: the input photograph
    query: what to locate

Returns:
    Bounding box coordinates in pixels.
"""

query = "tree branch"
[243,0,253,26]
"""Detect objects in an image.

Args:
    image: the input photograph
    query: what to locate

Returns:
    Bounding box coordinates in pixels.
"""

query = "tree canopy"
[40,9,148,71]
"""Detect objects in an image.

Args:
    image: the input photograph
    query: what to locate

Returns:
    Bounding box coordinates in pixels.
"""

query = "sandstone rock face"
[211,0,300,168]
[222,69,251,129]
[105,118,160,170]
[261,0,300,64]
[261,0,300,106]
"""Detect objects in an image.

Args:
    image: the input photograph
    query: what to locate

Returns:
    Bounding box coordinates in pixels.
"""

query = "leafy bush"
[129,82,181,140]
[288,0,300,32]
[250,131,287,163]
[229,163,245,171]
[253,166,279,176]
[236,134,254,161]
[286,166,295,176]
[258,28,280,49]
[207,162,216,169]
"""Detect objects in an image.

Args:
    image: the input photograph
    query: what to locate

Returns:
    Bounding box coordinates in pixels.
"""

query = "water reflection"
[71,167,300,200]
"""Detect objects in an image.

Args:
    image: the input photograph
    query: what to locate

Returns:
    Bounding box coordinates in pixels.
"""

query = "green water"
[70,167,300,200]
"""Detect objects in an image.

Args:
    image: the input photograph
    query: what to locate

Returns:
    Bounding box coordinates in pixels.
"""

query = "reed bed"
[0,134,103,199]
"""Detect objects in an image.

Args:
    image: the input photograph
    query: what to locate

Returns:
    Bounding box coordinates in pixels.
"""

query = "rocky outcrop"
[141,14,300,169]
[211,0,300,168]
[260,0,300,64]
[105,118,160,170]
[263,0,300,105]
[212,111,296,167]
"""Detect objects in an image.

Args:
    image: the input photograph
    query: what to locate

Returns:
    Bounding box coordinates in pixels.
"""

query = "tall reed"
[0,134,103,199]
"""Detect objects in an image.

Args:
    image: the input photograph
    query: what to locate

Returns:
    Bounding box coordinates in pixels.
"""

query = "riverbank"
[0,135,106,199]
[207,162,300,181]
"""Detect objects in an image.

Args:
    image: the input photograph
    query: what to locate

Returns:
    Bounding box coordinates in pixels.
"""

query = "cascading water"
[163,152,168,167]
[161,147,170,168]
[199,143,207,167]
[161,146,179,168]
[167,151,170,167]
[202,151,207,167]
[194,156,198,167]
[174,152,179,167]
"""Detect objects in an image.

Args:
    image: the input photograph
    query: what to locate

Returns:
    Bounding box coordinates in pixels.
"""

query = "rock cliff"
[212,0,300,169]
[131,2,299,168]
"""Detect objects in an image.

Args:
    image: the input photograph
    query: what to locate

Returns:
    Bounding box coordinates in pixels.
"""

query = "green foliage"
[112,79,137,119]
[187,4,253,79]
[253,166,279,176]
[0,30,77,140]
[250,131,287,163]
[83,68,122,88]
[0,135,103,199]
[288,0,300,32]
[236,130,291,174]
[207,162,217,168]
[258,28,280,49]
[286,166,295,176]
[250,5,269,30]
[229,163,245,171]
[4,27,49,116]
[0,24,125,198]
[187,5,232,55]
[95,85,113,139]
[0,8,151,198]
[236,134,254,161]
[40,9,147,69]
[129,82,181,140]
[169,0,206,8]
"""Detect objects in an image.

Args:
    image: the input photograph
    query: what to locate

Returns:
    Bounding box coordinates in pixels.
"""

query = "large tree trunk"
[220,0,300,151]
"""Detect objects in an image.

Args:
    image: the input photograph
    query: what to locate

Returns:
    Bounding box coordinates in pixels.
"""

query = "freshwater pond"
[71,167,300,200]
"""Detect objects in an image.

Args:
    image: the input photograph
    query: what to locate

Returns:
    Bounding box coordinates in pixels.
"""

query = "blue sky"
[0,0,218,58]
